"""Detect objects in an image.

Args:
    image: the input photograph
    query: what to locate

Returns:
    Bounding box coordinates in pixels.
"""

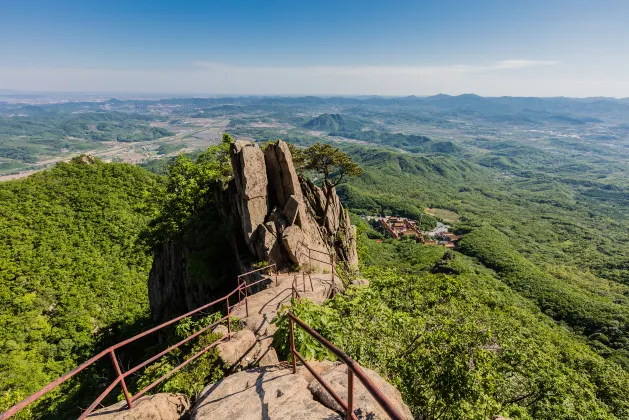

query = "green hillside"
[0,157,160,416]
[276,229,629,419]
[337,145,629,369]
[303,113,363,132]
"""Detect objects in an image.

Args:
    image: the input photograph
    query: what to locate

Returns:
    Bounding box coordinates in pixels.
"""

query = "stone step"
[191,365,342,420]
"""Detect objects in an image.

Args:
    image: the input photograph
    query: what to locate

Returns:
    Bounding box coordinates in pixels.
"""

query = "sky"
[1,0,629,97]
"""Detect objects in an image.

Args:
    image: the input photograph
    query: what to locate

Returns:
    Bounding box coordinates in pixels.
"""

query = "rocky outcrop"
[192,366,341,420]
[225,140,358,272]
[308,364,413,419]
[87,393,189,420]
[147,232,236,324]
[148,139,357,324]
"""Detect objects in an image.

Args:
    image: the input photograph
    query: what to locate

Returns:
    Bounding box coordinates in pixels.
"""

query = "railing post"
[289,316,297,374]
[302,271,306,293]
[109,350,133,410]
[244,276,249,318]
[274,265,278,286]
[347,369,354,419]
[226,296,231,341]
[331,253,335,284]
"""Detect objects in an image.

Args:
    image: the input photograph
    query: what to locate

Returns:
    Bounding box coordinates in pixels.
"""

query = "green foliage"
[0,158,159,416]
[130,313,239,400]
[304,142,363,187]
[146,134,233,242]
[276,234,629,419]
[457,225,629,358]
[339,143,629,368]
[273,299,339,362]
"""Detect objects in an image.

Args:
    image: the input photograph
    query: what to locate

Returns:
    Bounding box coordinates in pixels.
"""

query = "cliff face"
[148,140,357,323]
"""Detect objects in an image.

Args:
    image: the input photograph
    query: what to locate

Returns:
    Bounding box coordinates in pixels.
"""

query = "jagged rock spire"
[226,140,358,271]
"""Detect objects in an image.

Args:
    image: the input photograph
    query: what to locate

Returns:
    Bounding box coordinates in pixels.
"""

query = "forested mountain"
[303,113,363,132]
[0,157,160,417]
[338,146,629,369]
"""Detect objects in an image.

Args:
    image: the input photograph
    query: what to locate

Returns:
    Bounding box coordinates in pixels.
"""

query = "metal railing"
[296,241,335,280]
[287,312,405,420]
[1,264,276,420]
[2,262,403,420]
[237,263,277,318]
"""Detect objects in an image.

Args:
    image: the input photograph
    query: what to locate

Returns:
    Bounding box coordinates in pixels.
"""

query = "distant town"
[365,215,461,248]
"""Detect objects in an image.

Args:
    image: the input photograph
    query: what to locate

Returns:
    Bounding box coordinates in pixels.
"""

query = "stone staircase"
[88,271,413,419]
[215,271,341,371]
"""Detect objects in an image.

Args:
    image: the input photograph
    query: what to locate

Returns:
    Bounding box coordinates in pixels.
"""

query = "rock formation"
[224,140,358,272]
[148,139,358,324]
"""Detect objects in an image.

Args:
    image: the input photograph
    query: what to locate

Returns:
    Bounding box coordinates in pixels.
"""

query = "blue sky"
[1,0,629,96]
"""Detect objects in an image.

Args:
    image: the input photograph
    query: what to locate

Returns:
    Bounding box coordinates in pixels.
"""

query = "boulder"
[241,314,277,337]
[296,360,340,384]
[282,225,305,265]
[192,366,341,420]
[87,393,189,420]
[253,223,276,262]
[257,342,279,366]
[216,329,258,370]
[308,364,413,420]
[284,195,301,226]
[212,324,229,337]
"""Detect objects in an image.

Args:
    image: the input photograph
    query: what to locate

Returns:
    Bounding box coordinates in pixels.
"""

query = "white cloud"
[1,59,626,97]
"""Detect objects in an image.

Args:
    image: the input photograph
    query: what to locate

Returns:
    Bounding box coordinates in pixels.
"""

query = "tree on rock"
[304,142,362,227]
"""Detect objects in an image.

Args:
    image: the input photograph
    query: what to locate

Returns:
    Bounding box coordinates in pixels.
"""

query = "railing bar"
[289,313,405,420]
[308,257,332,265]
[293,352,357,420]
[237,264,276,279]
[3,267,269,420]
[124,315,230,377]
[347,370,354,419]
[131,336,229,401]
[0,351,110,419]
[109,289,237,351]
[109,350,133,409]
[242,276,273,290]
[297,241,330,256]
[77,377,122,420]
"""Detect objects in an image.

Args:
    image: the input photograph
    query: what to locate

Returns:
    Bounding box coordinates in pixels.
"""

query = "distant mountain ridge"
[303,113,363,132]
[303,113,346,131]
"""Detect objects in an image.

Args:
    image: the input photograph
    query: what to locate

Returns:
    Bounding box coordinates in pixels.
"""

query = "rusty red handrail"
[287,312,405,420]
[237,263,276,317]
[1,265,277,420]
[296,241,336,285]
